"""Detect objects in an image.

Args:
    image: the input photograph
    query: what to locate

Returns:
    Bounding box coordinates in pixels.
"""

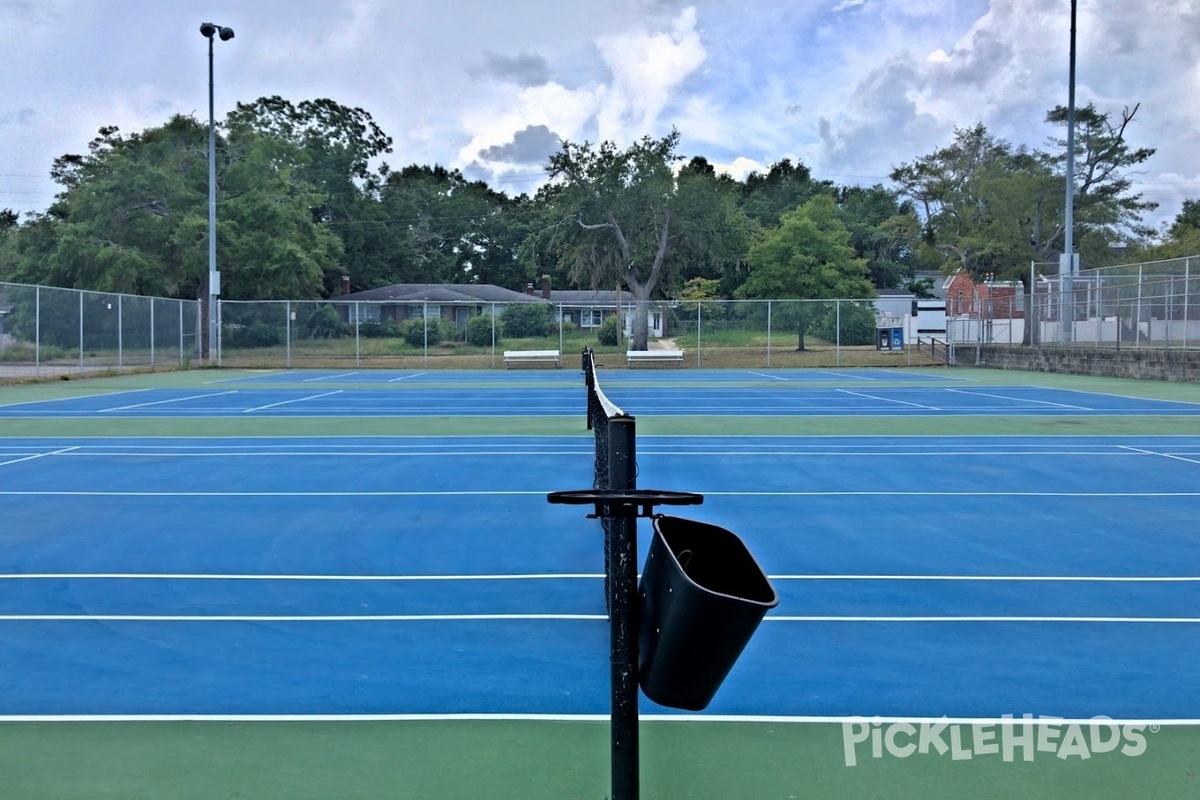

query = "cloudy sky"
[2,0,1197,231]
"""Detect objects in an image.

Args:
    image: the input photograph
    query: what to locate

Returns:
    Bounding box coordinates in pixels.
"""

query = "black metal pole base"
[549,488,702,800]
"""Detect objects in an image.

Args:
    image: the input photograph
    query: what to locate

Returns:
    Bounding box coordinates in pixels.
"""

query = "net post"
[606,415,639,800]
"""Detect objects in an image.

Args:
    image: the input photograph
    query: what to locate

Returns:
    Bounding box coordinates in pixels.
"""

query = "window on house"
[581,309,605,328]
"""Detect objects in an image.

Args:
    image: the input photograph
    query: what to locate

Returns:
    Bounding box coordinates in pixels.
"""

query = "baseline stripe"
[4,490,1199,498]
[0,613,1196,623]
[1,713,1196,724]
[0,573,1194,583]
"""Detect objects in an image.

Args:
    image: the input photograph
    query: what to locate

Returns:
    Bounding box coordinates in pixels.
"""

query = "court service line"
[389,372,428,382]
[303,372,358,382]
[0,388,153,409]
[100,391,238,412]
[747,372,788,381]
[0,572,1195,583]
[0,613,1197,623]
[835,388,938,409]
[0,573,605,581]
[2,713,1196,724]
[3,490,1199,498]
[241,390,343,412]
[1119,445,1200,466]
[822,371,876,381]
[0,446,80,468]
[0,613,608,622]
[944,388,1091,410]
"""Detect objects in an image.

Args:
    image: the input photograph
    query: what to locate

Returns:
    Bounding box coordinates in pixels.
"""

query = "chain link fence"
[1018,256,1198,349]
[0,282,201,377]
[213,297,943,369]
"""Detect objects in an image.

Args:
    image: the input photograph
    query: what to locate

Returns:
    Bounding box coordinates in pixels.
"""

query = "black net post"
[606,415,639,800]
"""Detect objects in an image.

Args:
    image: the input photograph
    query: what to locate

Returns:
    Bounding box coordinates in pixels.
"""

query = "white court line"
[0,613,1196,623]
[303,372,358,382]
[0,713,1194,724]
[945,388,1092,410]
[242,390,343,412]
[31,449,1144,458]
[0,446,80,468]
[770,574,1200,582]
[835,388,938,409]
[389,372,427,382]
[1119,445,1200,466]
[747,372,788,381]
[0,389,152,409]
[100,391,238,412]
[1049,386,1200,408]
[4,490,1199,498]
[0,573,604,581]
[0,572,1194,583]
[766,616,1200,623]
[0,713,1196,724]
[822,371,876,381]
[0,613,606,622]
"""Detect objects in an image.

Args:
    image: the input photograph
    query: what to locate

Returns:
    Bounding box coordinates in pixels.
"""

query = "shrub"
[811,302,876,345]
[466,314,497,347]
[401,318,443,347]
[225,323,283,348]
[597,314,620,346]
[300,305,347,340]
[358,319,401,338]
[502,303,552,338]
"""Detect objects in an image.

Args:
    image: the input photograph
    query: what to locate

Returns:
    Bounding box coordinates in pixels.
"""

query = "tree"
[0,114,339,300]
[739,158,831,226]
[540,131,682,351]
[736,195,874,350]
[1043,103,1158,250]
[891,105,1158,282]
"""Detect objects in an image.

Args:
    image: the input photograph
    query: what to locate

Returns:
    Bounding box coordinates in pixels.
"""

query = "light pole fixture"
[200,21,234,364]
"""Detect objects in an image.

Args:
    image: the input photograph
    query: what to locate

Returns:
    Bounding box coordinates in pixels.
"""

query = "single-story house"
[336,277,666,337]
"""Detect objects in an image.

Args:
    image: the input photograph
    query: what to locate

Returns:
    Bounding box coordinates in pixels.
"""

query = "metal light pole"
[200,22,234,364]
[1060,0,1078,344]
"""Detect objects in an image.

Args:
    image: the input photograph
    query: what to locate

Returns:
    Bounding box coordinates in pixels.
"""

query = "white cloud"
[594,6,708,141]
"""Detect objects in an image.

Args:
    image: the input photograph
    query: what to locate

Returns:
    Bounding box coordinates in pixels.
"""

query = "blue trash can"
[638,516,778,711]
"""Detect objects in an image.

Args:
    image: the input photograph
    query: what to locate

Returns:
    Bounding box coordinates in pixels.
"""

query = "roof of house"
[339,283,544,304]
[548,290,623,304]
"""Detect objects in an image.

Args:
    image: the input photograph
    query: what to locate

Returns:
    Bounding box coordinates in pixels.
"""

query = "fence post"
[766,300,772,367]
[355,302,361,366]
[118,295,124,370]
[696,302,702,368]
[150,297,156,369]
[1136,265,1144,350]
[423,301,429,368]
[286,301,292,369]
[835,299,844,369]
[35,285,41,374]
[1185,258,1191,349]
[78,291,84,373]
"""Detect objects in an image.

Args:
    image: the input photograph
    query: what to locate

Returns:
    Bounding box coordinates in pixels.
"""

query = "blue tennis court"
[3,428,1199,720]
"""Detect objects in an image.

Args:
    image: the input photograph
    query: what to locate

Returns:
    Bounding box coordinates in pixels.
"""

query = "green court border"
[1,719,1196,800]
[2,367,1199,799]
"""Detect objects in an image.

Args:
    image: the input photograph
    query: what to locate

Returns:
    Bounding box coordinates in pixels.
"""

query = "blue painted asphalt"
[2,434,1199,718]
[2,384,1199,416]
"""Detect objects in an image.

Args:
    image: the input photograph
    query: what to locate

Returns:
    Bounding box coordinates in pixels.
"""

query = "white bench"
[626,349,685,367]
[503,349,561,368]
